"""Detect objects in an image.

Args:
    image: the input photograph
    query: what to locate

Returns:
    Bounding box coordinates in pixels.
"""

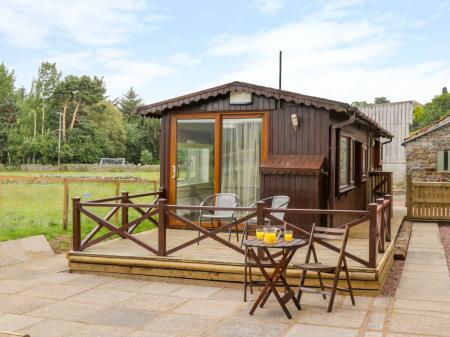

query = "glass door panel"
[175,119,215,218]
[221,118,262,208]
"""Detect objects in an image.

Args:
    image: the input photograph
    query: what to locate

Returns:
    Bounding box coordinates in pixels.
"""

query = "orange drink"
[284,230,293,241]
[264,232,277,244]
[256,227,265,240]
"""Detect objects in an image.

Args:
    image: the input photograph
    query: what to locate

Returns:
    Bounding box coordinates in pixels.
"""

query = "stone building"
[403,115,450,181]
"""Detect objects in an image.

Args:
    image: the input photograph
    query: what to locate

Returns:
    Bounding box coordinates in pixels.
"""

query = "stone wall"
[16,164,160,172]
[405,123,450,181]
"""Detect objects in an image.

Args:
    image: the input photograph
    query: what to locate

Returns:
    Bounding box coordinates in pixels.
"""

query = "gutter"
[329,110,356,214]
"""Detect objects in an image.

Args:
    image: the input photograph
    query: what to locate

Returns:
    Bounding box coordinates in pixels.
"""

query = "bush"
[140,149,153,165]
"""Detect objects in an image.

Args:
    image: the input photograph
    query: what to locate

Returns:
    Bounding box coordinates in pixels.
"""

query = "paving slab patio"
[0,220,448,336]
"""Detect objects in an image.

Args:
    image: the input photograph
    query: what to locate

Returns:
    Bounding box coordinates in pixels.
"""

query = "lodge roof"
[403,115,450,145]
[260,154,325,175]
[138,81,392,138]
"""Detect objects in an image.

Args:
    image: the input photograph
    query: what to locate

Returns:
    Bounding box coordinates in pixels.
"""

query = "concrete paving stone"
[0,294,55,314]
[299,293,345,308]
[388,312,450,336]
[144,313,221,335]
[0,280,42,294]
[338,296,372,310]
[386,334,436,337]
[34,271,87,283]
[29,300,104,321]
[138,281,183,295]
[235,299,302,322]
[0,313,42,332]
[122,293,187,312]
[394,298,450,313]
[392,308,450,318]
[209,317,288,337]
[68,287,136,306]
[398,277,450,290]
[19,283,89,300]
[284,323,358,337]
[18,318,85,337]
[367,312,386,330]
[371,296,392,309]
[405,251,446,259]
[171,285,221,299]
[403,263,448,273]
[61,274,116,288]
[296,307,367,328]
[400,270,449,280]
[79,306,155,328]
[64,324,133,337]
[364,332,383,337]
[129,331,193,337]
[173,299,242,317]
[207,288,246,301]
[98,277,149,290]
[395,287,450,302]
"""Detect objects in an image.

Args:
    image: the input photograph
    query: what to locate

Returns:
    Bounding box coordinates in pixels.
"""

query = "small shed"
[138,81,392,228]
[403,115,450,181]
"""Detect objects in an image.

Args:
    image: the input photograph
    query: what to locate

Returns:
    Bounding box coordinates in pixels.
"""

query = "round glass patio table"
[243,238,306,319]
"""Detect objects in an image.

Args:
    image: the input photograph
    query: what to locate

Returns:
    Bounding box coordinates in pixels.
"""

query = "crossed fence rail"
[72,188,391,268]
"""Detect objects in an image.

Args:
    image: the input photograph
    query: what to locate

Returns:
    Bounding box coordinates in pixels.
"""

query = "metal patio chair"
[242,195,290,301]
[294,223,355,312]
[197,193,240,245]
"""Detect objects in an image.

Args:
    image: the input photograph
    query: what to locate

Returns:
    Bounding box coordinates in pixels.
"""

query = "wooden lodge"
[68,81,400,295]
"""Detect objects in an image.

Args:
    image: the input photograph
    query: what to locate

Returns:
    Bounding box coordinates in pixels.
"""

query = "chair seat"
[294,262,336,272]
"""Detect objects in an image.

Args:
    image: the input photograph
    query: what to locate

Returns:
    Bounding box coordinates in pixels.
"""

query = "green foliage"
[374,97,390,104]
[412,88,450,130]
[0,62,159,166]
[140,149,153,164]
[351,101,368,107]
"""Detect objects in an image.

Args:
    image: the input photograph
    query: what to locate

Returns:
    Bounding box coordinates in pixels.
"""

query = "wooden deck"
[67,215,403,296]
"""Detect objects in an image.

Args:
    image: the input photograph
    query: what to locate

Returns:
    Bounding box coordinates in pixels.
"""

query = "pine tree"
[118,87,143,118]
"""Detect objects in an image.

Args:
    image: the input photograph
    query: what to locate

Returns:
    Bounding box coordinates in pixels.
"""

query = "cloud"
[0,0,170,48]
[206,4,450,103]
[253,0,284,15]
[168,52,201,67]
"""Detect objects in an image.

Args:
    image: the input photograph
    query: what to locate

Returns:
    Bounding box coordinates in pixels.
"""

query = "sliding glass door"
[170,113,266,220]
[221,118,262,208]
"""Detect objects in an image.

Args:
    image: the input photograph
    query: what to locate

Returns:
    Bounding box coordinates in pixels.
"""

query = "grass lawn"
[0,170,160,252]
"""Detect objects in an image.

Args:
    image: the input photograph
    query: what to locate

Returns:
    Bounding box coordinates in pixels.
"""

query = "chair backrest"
[213,193,239,218]
[270,195,290,221]
[305,223,350,266]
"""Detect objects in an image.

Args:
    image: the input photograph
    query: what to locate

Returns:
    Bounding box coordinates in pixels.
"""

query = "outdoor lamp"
[291,113,299,129]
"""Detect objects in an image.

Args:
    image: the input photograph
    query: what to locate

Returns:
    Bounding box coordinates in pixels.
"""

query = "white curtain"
[221,118,262,207]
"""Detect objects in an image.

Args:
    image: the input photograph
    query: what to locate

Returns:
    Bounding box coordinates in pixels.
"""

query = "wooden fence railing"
[0,175,158,229]
[368,171,393,218]
[406,175,450,221]
[72,189,392,268]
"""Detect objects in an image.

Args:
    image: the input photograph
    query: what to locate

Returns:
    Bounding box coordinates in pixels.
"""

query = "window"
[354,142,368,183]
[437,150,450,171]
[339,134,354,191]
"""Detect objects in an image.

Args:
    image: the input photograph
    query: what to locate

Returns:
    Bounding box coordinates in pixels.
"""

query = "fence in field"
[0,175,158,229]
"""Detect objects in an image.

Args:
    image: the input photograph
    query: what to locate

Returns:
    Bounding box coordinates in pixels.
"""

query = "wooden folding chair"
[294,224,355,312]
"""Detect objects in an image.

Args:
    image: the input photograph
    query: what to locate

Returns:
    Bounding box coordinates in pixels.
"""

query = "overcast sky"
[1,0,449,105]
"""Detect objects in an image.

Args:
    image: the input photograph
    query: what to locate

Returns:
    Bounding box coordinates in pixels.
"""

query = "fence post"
[114,179,121,224]
[63,179,69,230]
[121,191,129,232]
[406,174,412,220]
[376,198,385,253]
[368,202,378,268]
[72,197,81,251]
[159,187,166,199]
[157,198,167,256]
[385,194,392,242]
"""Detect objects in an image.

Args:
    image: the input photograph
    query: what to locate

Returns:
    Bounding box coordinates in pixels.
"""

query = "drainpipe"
[329,109,356,214]
[380,136,393,169]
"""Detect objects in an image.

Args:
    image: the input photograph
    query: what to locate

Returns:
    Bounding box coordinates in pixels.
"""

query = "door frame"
[168,111,269,206]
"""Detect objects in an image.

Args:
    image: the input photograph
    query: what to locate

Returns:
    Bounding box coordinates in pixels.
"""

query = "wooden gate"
[407,175,450,220]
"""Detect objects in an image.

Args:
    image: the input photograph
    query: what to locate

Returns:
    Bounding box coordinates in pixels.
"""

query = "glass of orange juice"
[284,230,293,241]
[264,227,281,244]
[256,226,265,240]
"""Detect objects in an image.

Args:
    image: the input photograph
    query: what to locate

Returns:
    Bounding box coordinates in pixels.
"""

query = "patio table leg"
[248,248,299,319]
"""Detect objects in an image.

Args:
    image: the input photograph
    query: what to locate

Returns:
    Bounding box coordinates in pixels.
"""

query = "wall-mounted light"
[291,113,299,129]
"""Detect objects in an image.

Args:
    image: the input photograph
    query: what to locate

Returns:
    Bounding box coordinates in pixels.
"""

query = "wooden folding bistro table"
[244,238,306,319]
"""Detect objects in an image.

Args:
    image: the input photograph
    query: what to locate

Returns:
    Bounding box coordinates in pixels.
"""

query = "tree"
[140,149,153,164]
[351,101,368,107]
[411,88,450,130]
[118,87,143,118]
[30,62,61,134]
[0,63,15,103]
[374,97,390,104]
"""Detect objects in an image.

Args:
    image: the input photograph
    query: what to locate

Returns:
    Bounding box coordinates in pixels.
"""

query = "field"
[0,170,160,252]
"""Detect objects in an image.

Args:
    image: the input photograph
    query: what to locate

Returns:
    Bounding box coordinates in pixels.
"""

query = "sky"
[1,0,449,105]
